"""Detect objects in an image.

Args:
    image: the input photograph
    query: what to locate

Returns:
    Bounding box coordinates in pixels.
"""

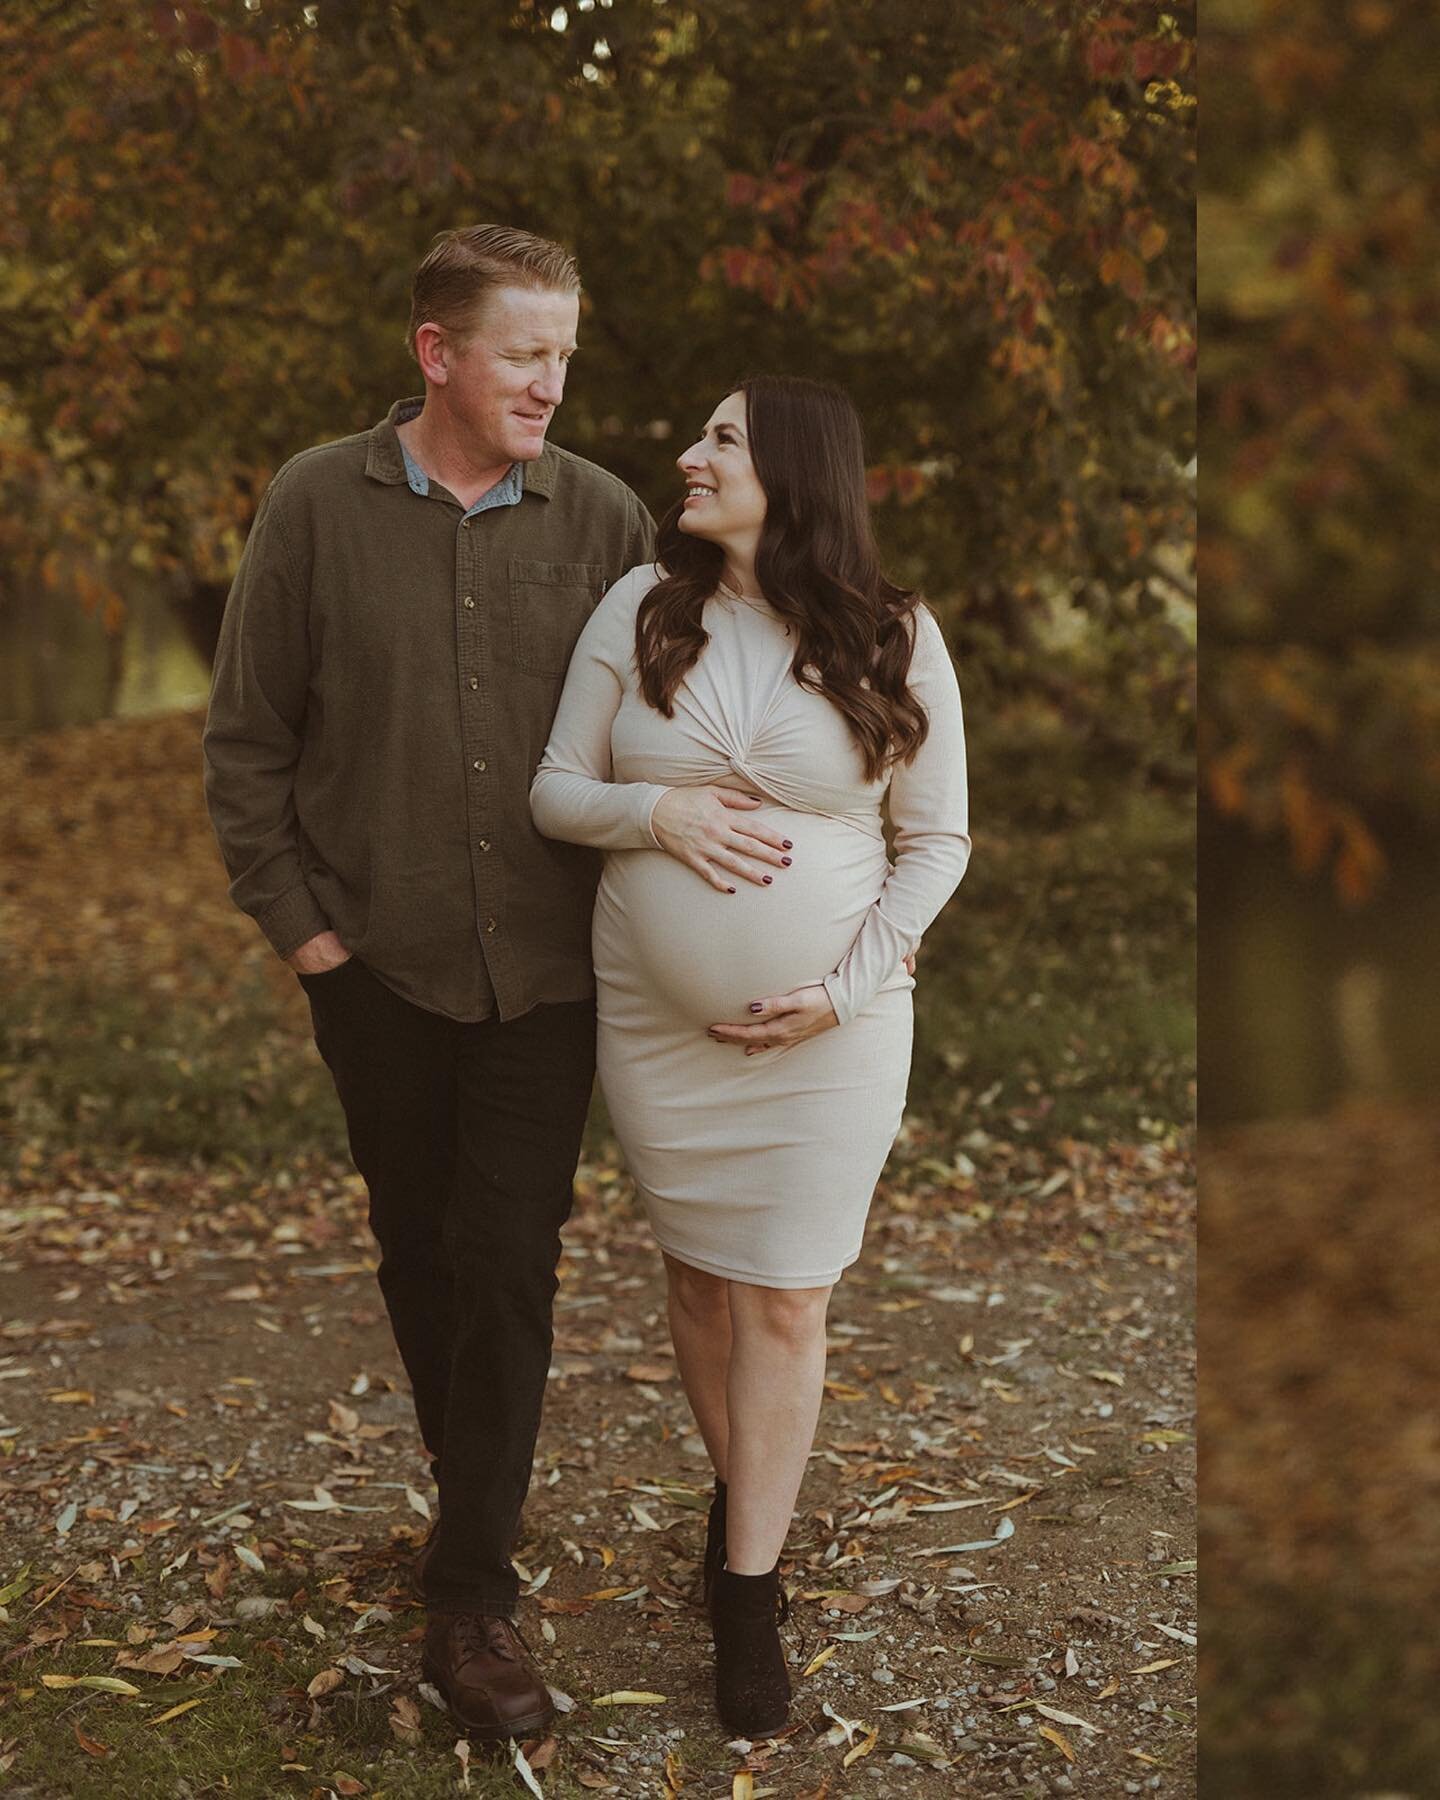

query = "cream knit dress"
[530,564,970,1287]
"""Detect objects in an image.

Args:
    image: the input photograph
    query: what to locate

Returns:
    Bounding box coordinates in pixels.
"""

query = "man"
[202,226,655,1742]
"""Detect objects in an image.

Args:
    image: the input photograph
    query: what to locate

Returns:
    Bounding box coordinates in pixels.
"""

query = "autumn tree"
[1202,0,1440,899]
[2,0,1194,771]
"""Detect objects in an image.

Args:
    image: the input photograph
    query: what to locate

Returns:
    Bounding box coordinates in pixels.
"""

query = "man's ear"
[414,322,449,386]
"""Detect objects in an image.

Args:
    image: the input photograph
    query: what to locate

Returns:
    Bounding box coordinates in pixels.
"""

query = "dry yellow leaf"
[307,1666,345,1698]
[803,1643,840,1677]
[145,1697,208,1727]
[591,1690,668,1706]
[1039,1724,1076,1762]
[842,1726,878,1768]
[1127,1658,1182,1675]
[46,1390,94,1405]
[732,1776,754,1800]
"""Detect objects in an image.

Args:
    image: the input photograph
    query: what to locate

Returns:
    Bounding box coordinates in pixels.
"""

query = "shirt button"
[468,677,479,691]
[472,759,487,772]
[461,518,471,529]
[484,917,497,933]
[479,839,491,851]
[463,595,475,609]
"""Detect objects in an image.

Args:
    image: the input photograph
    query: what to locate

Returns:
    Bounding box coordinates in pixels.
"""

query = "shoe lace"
[453,1612,532,1664]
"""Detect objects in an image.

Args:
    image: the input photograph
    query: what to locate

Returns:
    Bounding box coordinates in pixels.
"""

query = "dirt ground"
[0,1139,1194,1798]
[1201,1102,1440,1798]
[0,712,1195,1796]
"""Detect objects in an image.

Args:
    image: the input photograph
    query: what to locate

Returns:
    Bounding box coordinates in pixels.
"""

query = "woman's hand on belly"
[651,786,795,892]
[707,982,840,1056]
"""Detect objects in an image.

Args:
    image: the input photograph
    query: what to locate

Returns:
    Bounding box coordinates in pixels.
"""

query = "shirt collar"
[366,397,557,502]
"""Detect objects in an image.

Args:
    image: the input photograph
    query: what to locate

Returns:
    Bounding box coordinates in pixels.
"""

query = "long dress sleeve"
[821,607,971,1026]
[530,568,672,850]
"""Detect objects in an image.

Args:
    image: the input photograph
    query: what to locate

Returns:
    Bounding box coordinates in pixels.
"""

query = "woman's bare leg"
[723,1282,832,1573]
[663,1252,733,1480]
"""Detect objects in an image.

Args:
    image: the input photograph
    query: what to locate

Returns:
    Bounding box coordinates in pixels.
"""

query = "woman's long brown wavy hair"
[635,376,929,782]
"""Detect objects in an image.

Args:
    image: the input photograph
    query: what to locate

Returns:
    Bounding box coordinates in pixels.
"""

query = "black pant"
[299,958,596,1616]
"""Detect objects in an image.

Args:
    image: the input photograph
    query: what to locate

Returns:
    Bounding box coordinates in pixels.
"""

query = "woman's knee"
[665,1254,731,1317]
[731,1281,832,1350]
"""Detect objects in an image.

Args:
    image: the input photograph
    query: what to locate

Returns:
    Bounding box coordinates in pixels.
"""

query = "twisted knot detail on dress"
[529,564,970,1289]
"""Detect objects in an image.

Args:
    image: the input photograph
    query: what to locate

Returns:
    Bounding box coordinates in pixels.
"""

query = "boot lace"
[453,1612,534,1664]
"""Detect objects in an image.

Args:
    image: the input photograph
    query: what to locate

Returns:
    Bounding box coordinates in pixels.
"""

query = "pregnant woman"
[530,375,969,1734]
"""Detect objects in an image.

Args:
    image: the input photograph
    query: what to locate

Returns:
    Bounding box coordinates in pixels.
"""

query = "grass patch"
[1,1594,593,1799]
[2,714,1193,1170]
[1202,1583,1440,1797]
[908,712,1194,1143]
[2,960,348,1169]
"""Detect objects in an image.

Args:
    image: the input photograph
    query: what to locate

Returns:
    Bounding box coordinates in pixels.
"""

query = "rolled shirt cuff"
[256,882,331,960]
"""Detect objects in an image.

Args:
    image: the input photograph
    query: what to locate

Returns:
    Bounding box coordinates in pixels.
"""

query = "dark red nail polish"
[782,839,793,849]
[749,1003,764,1013]
[727,886,737,894]
[781,856,792,866]
[763,874,773,885]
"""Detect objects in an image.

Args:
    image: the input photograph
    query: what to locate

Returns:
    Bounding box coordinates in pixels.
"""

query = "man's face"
[436,285,581,466]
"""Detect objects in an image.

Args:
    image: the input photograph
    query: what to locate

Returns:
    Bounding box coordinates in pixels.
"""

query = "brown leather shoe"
[421,1612,555,1742]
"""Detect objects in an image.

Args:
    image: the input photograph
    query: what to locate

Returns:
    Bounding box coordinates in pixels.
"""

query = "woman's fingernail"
[727,886,737,894]
[781,856,792,866]
[763,874,773,885]
[782,839,793,849]
[749,1003,764,1013]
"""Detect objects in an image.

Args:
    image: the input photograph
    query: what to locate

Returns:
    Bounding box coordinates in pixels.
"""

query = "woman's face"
[675,392,768,550]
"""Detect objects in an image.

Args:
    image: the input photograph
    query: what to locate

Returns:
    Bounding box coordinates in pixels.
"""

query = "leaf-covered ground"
[1202,1104,1440,1800]
[0,712,1195,1798]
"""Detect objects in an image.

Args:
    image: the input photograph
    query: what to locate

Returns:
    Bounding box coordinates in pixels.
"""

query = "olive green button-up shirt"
[203,398,656,1022]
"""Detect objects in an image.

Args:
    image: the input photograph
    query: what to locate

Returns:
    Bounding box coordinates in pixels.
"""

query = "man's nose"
[532,360,566,406]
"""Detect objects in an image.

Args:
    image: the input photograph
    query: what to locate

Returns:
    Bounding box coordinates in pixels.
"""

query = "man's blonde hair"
[406,225,581,356]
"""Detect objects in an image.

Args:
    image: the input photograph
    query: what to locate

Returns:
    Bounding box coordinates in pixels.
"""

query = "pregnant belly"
[596,807,888,1028]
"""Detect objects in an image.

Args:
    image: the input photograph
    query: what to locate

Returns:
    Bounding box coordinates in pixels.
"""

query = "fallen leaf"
[591,1690,668,1706]
[389,1695,422,1746]
[913,1515,1016,1556]
[405,1486,432,1521]
[803,1644,839,1677]
[306,1667,344,1698]
[624,1362,674,1382]
[842,1725,879,1768]
[1035,1702,1104,1734]
[1039,1723,1076,1762]
[145,1698,209,1727]
[41,1675,141,1695]
[73,1724,109,1757]
[47,1390,95,1405]
[1127,1658,1182,1675]
[512,1741,545,1799]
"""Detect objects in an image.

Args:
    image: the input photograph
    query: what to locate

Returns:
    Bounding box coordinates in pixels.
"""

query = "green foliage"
[1202,0,1440,895]
[1,720,1193,1171]
[0,0,1194,772]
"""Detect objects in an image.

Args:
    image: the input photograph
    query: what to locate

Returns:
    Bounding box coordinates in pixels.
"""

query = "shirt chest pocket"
[507,558,605,678]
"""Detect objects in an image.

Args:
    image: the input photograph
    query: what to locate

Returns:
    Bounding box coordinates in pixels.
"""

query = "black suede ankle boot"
[710,1561,792,1737]
[702,1479,727,1610]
